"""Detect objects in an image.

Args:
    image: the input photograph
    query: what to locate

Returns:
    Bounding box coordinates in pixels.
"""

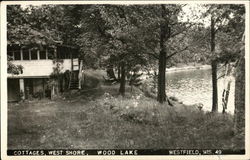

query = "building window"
[31,50,38,60]
[23,50,29,60]
[14,50,21,60]
[47,49,54,59]
[7,51,14,60]
[40,50,46,59]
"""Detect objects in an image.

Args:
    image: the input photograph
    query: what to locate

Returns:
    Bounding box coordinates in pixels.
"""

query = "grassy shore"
[8,82,238,149]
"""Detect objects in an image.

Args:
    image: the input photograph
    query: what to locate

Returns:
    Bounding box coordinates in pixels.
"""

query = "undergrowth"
[8,83,241,149]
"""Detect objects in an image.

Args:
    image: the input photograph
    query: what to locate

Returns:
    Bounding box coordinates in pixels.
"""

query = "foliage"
[7,56,23,75]
[7,62,23,75]
[81,69,104,89]
[7,4,245,102]
[7,4,245,67]
[7,5,62,47]
[127,65,143,88]
[50,60,64,79]
[201,4,245,62]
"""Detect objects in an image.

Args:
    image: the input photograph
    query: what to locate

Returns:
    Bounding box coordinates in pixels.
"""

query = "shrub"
[82,72,101,89]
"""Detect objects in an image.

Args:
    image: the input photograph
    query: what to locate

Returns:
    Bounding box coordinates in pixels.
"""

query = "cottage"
[7,43,81,102]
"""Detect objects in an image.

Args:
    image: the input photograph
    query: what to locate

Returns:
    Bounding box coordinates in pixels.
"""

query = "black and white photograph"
[1,1,249,159]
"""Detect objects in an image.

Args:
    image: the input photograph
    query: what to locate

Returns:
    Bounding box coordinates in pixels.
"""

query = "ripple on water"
[166,68,235,114]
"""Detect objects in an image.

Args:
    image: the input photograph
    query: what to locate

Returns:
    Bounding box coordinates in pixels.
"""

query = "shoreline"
[140,64,211,79]
[166,64,211,73]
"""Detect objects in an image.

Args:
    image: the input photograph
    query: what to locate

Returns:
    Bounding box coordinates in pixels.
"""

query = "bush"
[33,91,43,99]
[82,71,102,89]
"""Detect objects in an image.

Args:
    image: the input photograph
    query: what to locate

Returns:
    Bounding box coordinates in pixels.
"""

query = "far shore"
[139,64,211,79]
[166,64,211,73]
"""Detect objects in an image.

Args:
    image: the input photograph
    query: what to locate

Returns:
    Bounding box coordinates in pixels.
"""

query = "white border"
[1,1,249,160]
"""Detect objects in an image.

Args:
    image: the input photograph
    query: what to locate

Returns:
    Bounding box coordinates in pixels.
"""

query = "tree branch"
[217,74,225,80]
[144,45,159,59]
[146,51,159,60]
[170,23,194,38]
[166,46,188,60]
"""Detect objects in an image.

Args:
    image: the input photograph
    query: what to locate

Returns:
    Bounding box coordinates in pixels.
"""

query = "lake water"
[166,68,235,114]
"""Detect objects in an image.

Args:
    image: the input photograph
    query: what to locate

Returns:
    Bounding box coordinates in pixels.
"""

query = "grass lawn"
[8,84,238,149]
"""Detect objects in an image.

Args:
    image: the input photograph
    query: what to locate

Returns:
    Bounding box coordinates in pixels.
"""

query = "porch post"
[37,50,40,60]
[54,47,57,59]
[78,60,83,89]
[20,49,23,60]
[28,49,31,60]
[45,47,48,59]
[71,52,73,71]
[19,78,25,100]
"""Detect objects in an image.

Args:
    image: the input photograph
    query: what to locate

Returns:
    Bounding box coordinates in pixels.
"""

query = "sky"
[180,4,210,27]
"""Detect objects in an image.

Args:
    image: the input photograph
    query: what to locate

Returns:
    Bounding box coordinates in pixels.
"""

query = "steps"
[69,79,79,90]
[68,59,83,90]
[69,71,79,90]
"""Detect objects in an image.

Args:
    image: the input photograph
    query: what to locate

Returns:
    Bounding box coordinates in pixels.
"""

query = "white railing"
[8,59,77,78]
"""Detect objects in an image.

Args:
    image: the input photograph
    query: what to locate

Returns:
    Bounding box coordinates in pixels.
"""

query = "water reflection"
[166,68,235,114]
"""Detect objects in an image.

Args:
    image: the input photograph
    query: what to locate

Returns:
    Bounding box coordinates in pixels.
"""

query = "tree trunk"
[157,5,172,106]
[210,15,218,112]
[119,62,126,96]
[78,60,83,89]
[157,5,168,103]
[211,60,218,112]
[107,65,116,80]
[157,49,167,103]
[222,81,231,114]
[51,82,55,100]
[234,43,245,149]
[222,63,232,114]
[117,65,121,80]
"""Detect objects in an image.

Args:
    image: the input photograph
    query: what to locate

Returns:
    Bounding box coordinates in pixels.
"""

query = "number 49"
[215,150,222,154]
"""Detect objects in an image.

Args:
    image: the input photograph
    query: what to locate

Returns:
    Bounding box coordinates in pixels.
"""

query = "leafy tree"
[74,5,158,95]
[234,32,245,149]
[8,5,245,113]
[75,4,197,99]
[226,5,245,148]
[141,4,190,104]
[7,5,63,47]
[201,4,245,112]
[128,65,143,92]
